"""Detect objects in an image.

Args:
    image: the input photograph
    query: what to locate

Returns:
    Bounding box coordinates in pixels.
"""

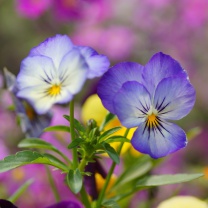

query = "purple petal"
[113,81,151,128]
[45,201,82,208]
[0,199,17,208]
[142,52,188,97]
[29,34,74,69]
[97,62,144,114]
[77,46,110,79]
[3,68,17,92]
[131,120,187,159]
[153,77,196,120]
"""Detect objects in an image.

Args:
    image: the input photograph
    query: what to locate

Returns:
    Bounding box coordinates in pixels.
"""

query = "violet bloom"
[4,68,52,137]
[97,52,195,159]
[45,201,82,208]
[0,199,17,208]
[16,34,109,114]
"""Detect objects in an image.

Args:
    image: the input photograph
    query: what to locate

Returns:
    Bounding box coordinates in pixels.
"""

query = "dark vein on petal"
[156,97,166,111]
[158,102,170,113]
[142,121,148,134]
[136,107,147,115]
[139,101,149,112]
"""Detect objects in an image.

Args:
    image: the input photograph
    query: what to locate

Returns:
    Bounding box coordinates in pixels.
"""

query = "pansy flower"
[97,52,195,159]
[0,199,17,208]
[4,68,52,137]
[16,34,109,114]
[45,200,82,208]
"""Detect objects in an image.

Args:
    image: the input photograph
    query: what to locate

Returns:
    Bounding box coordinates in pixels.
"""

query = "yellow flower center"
[147,113,158,128]
[47,84,61,96]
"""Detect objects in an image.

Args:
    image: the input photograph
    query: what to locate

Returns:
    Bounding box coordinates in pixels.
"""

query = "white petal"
[59,49,88,94]
[29,34,74,69]
[17,55,57,89]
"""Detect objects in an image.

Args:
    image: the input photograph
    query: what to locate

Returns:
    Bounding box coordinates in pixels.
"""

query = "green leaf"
[99,127,122,142]
[102,143,120,164]
[43,153,68,172]
[136,173,204,188]
[105,136,130,144]
[68,138,85,149]
[18,138,60,153]
[67,168,82,194]
[88,127,99,141]
[0,150,68,172]
[99,113,115,131]
[102,199,120,208]
[113,156,152,190]
[18,138,71,164]
[44,125,70,132]
[8,179,34,203]
[64,115,85,133]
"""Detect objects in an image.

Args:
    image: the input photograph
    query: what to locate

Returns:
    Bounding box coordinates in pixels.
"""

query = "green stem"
[80,185,92,208]
[45,166,61,202]
[78,156,92,207]
[78,157,88,172]
[8,179,34,203]
[96,128,130,208]
[70,101,91,206]
[70,100,79,169]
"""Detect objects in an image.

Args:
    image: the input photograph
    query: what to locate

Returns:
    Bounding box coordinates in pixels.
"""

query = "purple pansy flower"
[0,199,17,208]
[97,52,196,159]
[4,68,52,137]
[45,201,82,208]
[16,34,109,114]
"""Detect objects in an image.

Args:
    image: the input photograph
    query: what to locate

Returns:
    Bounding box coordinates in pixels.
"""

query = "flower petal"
[45,200,82,208]
[0,199,17,208]
[131,120,187,159]
[113,81,151,128]
[17,55,57,89]
[3,67,17,92]
[17,85,74,114]
[97,62,143,114]
[59,48,88,94]
[18,109,52,137]
[29,34,74,69]
[153,77,196,120]
[77,46,110,79]
[142,52,188,97]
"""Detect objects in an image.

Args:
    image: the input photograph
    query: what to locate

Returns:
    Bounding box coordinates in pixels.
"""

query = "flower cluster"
[97,52,196,158]
[0,33,200,208]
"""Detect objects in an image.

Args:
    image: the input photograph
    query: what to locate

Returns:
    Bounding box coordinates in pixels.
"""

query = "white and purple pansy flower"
[97,52,196,159]
[16,34,110,114]
[4,68,52,138]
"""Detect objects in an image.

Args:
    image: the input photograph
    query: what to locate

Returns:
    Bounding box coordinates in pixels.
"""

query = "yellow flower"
[157,196,208,208]
[95,172,116,197]
[81,94,140,156]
